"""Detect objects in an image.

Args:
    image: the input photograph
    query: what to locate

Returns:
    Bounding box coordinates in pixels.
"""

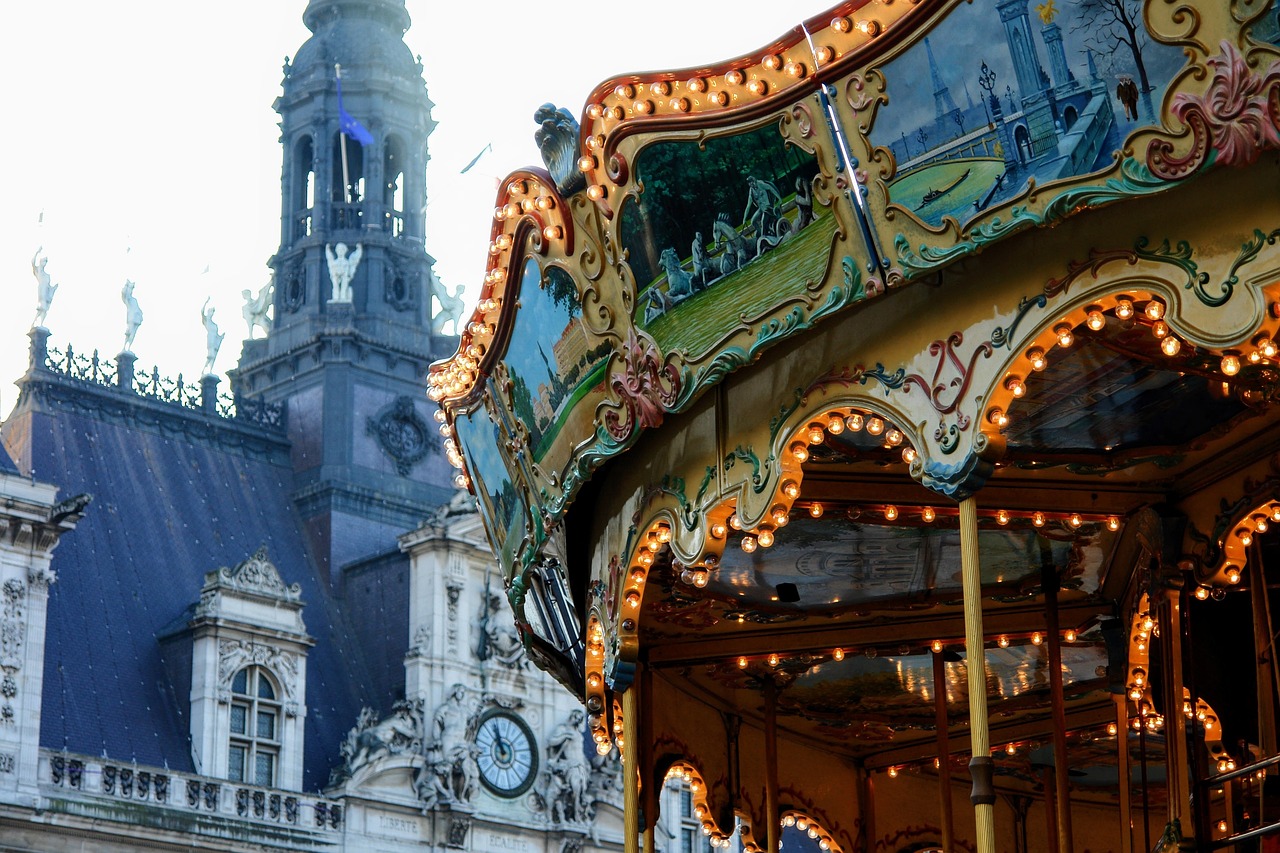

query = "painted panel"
[454,399,527,571]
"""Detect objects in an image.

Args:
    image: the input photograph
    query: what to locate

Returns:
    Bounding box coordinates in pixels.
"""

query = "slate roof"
[2,374,392,791]
[0,441,16,474]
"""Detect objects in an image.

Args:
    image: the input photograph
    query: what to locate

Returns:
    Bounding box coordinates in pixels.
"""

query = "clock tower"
[233,0,455,582]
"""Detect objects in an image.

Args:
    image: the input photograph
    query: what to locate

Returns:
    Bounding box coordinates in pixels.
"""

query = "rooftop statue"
[121,280,143,353]
[201,298,225,376]
[325,242,363,304]
[30,247,57,330]
[242,278,273,339]
[431,279,466,337]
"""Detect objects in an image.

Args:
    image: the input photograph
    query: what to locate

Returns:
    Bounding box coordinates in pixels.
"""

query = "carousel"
[432,1,1280,850]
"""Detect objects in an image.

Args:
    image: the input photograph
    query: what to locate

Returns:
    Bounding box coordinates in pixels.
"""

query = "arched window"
[228,666,281,786]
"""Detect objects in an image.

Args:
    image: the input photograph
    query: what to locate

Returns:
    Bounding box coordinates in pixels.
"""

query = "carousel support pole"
[765,679,780,853]
[959,496,997,853]
[641,666,657,853]
[1115,694,1134,853]
[1041,557,1073,852]
[1157,582,1192,835]
[932,649,955,851]
[856,765,875,853]
[1041,765,1058,853]
[624,683,641,853]
[1249,539,1278,757]
[1140,708,1152,853]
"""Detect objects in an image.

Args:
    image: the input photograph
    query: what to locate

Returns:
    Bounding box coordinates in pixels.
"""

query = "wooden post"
[959,497,996,852]
[856,766,876,853]
[1041,765,1058,853]
[624,685,640,853]
[765,679,780,853]
[933,650,955,852]
[1116,695,1133,853]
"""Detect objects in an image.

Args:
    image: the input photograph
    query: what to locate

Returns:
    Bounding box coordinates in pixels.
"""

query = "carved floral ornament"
[202,545,301,604]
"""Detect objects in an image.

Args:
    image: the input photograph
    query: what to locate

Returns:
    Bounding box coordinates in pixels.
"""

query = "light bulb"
[1145,300,1165,320]
[741,536,757,553]
[884,505,898,521]
[1032,511,1046,527]
[807,425,825,444]
[996,510,1010,525]
[768,653,779,667]
[1115,298,1134,319]
[866,417,884,436]
[902,447,917,465]
[1195,586,1209,600]
[998,636,1010,648]
[1064,629,1077,642]
[832,648,844,661]
[1006,376,1026,397]
[922,506,935,522]
[1086,309,1105,331]
[758,529,775,548]
[1031,632,1043,645]
[1221,354,1241,376]
[885,428,903,447]
[1027,347,1048,371]
[809,503,824,518]
[931,640,944,653]
[791,443,809,463]
[1107,516,1120,531]
[846,413,864,431]
[737,656,748,669]
[1227,566,1241,584]
[826,415,844,435]
[782,481,800,499]
[1161,335,1181,356]
[1055,324,1074,348]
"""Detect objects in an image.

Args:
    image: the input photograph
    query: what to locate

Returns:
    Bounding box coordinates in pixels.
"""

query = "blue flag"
[336,74,374,146]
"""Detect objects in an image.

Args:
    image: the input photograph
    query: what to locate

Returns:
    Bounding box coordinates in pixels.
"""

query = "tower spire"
[924,37,963,140]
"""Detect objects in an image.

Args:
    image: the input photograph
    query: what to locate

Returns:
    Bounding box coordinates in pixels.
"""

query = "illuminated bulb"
[1027,347,1048,371]
[1257,517,1269,533]
[773,508,789,526]
[1132,668,1145,686]
[1226,566,1241,584]
[692,570,709,588]
[1129,686,1143,700]
[1145,300,1165,320]
[807,827,819,839]
[1006,743,1017,755]
[597,741,612,755]
[1115,298,1134,319]
[1252,350,1264,364]
[902,447,917,465]
[578,156,596,173]
[587,185,606,201]
[1006,376,1026,397]
[1264,338,1280,358]
[630,569,646,584]
[1065,629,1077,642]
[887,767,898,778]
[783,815,796,827]
[725,70,744,86]
[768,653,780,667]
[796,820,808,831]
[1240,530,1254,546]
[1132,718,1143,731]
[1107,516,1120,531]
[866,417,884,436]
[1069,513,1082,528]
[826,415,844,435]
[543,225,563,241]
[1055,324,1075,348]
[1086,309,1105,331]
[831,16,852,32]
[846,413,864,431]
[729,514,742,530]
[1218,820,1229,834]
[931,640,944,653]
[996,510,1010,525]
[833,648,845,661]
[885,428,903,446]
[782,480,800,499]
[1195,586,1210,600]
[922,507,936,522]
[1032,512,1046,527]
[998,636,1010,648]
[1161,335,1181,356]
[711,522,728,538]
[1221,354,1241,376]
[758,529,775,548]
[1108,722,1118,735]
[1142,616,1154,632]
[807,425,825,444]
[856,18,881,36]
[741,536,757,553]
[791,443,809,462]
[809,503,824,518]
[1273,506,1280,522]
[1031,632,1043,645]
[884,505,898,521]
[747,79,768,97]
[737,656,748,669]
[988,407,1009,428]
[625,591,640,609]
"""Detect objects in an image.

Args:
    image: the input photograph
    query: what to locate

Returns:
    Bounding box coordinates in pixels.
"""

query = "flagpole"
[336,64,352,203]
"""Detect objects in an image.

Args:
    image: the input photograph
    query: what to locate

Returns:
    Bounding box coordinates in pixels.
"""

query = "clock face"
[475,711,538,797]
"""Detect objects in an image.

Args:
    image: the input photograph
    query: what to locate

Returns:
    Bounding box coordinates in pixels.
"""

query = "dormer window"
[228,666,281,786]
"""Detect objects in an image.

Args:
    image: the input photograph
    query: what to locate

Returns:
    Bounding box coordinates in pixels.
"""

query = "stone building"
[0,0,642,850]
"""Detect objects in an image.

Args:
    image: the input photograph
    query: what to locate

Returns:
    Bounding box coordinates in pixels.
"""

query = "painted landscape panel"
[868,0,1187,229]
[454,399,527,570]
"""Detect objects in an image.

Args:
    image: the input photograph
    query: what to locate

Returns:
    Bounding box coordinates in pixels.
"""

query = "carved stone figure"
[121,280,143,352]
[431,280,467,336]
[201,298,224,376]
[477,592,527,670]
[31,248,57,329]
[340,700,423,775]
[742,175,782,239]
[325,242,363,303]
[643,286,674,325]
[533,103,586,197]
[425,684,478,807]
[545,709,590,824]
[242,278,274,339]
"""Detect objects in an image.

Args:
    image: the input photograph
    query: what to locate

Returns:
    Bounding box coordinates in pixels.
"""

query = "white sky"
[0,1,816,413]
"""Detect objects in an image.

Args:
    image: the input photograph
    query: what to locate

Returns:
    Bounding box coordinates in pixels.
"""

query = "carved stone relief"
[366,396,434,476]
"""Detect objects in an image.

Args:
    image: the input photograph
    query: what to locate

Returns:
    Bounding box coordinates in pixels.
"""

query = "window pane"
[683,829,696,853]
[231,669,248,695]
[230,704,247,735]
[254,751,275,787]
[257,676,275,700]
[257,709,276,740]
[228,746,245,782]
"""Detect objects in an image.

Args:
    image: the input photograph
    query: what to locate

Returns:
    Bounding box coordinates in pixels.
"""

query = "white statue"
[325,242,363,304]
[121,280,143,352]
[31,247,57,329]
[426,683,479,806]
[201,298,225,376]
[242,278,274,339]
[431,279,467,336]
[545,709,590,824]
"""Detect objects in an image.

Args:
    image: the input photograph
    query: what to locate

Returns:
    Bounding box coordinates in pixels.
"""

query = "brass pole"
[1042,560,1073,852]
[959,496,997,852]
[765,679,780,853]
[1116,695,1133,853]
[624,685,640,853]
[642,666,656,853]
[933,649,955,852]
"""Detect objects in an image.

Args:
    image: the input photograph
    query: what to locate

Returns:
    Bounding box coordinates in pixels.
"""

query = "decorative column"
[959,497,996,853]
[932,649,955,852]
[765,679,780,853]
[623,684,641,853]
